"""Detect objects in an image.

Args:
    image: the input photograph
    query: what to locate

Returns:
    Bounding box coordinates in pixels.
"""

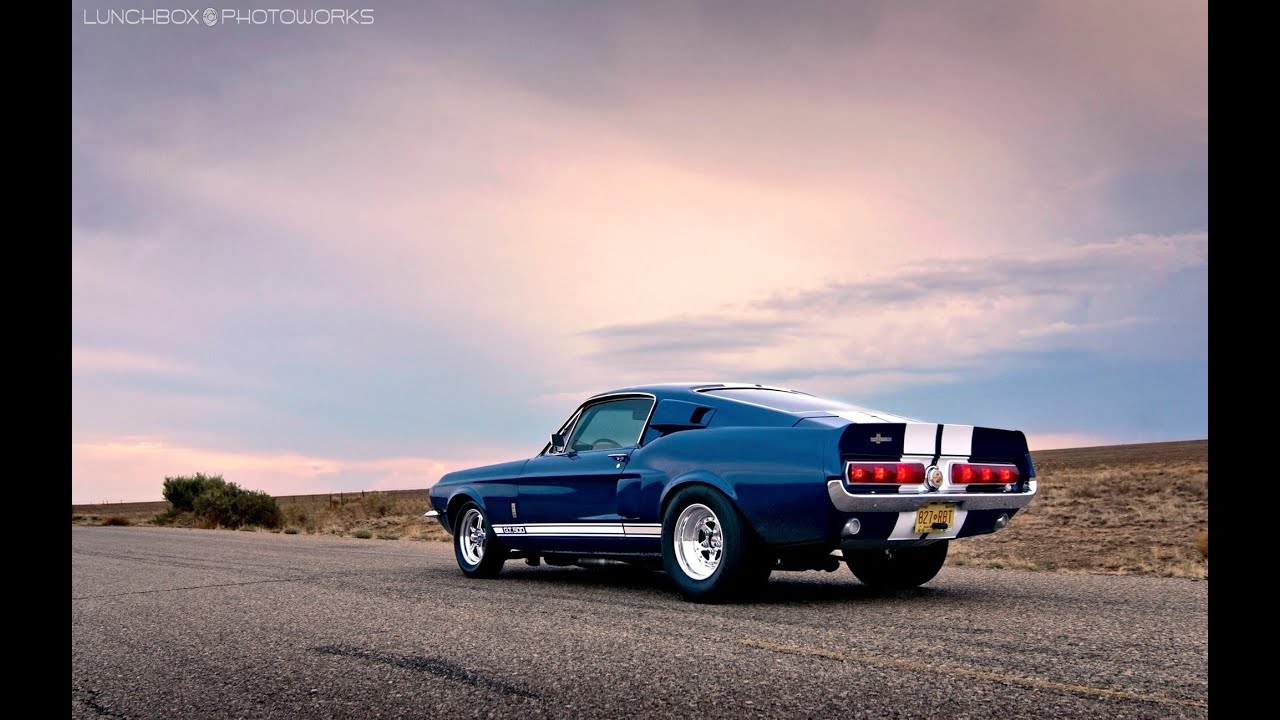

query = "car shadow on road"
[493,565,947,606]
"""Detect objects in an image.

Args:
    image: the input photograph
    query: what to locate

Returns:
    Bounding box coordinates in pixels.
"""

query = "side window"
[567,398,653,452]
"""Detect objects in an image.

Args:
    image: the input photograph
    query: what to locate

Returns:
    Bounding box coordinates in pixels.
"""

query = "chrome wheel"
[673,503,723,580]
[459,508,486,565]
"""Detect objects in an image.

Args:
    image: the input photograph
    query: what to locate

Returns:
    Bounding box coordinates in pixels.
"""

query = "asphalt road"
[72,527,1208,719]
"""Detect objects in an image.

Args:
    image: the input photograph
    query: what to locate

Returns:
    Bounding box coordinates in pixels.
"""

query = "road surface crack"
[313,644,540,699]
[73,687,127,719]
[741,639,1207,709]
[73,577,310,600]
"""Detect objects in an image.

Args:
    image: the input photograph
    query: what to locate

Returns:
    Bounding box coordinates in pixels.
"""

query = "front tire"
[846,541,948,589]
[453,502,507,578]
[662,486,762,602]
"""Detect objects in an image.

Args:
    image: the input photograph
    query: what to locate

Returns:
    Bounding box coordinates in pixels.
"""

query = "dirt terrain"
[72,440,1207,578]
[950,440,1208,578]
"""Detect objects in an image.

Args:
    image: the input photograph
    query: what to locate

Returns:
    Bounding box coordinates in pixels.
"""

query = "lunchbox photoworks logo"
[81,8,376,26]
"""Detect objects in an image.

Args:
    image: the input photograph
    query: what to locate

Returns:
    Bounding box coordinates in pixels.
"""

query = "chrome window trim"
[541,392,658,456]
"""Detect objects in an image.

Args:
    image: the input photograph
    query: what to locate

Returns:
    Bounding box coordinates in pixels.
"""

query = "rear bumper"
[826,479,1038,513]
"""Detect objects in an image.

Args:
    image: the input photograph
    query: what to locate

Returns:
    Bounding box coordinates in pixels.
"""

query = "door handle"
[608,453,630,466]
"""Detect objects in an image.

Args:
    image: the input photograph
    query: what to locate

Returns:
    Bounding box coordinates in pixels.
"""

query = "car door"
[514,396,654,543]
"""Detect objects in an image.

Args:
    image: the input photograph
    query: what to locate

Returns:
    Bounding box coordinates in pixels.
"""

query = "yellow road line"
[740,639,1207,710]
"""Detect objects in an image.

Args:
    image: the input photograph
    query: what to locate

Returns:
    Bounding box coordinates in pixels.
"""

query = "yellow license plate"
[915,503,956,534]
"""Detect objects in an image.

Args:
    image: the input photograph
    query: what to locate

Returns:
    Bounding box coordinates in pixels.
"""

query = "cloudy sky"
[72,0,1208,503]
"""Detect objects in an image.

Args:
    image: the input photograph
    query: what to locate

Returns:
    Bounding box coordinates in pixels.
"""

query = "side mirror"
[550,433,566,452]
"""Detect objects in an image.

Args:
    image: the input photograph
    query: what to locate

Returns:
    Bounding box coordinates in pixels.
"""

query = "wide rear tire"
[452,501,507,579]
[846,541,948,589]
[662,486,764,602]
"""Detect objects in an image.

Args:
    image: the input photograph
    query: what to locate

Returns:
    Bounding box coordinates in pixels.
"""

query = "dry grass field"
[72,489,450,542]
[72,439,1207,578]
[948,439,1208,578]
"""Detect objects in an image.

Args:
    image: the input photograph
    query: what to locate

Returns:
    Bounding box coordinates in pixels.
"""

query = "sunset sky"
[72,1,1208,502]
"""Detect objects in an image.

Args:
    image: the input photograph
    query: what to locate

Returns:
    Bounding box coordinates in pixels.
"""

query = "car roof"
[588,383,802,401]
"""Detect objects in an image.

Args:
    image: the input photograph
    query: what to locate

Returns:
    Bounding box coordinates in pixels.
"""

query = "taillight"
[846,462,926,484]
[951,463,1019,484]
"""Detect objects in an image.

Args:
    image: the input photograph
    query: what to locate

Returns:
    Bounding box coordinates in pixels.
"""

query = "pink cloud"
[71,436,510,504]
[1025,433,1117,451]
[72,347,194,376]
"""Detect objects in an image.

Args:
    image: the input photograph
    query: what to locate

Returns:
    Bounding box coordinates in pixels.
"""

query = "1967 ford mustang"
[426,384,1037,601]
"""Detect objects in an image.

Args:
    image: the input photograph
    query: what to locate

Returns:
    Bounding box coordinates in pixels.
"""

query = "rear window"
[700,388,912,421]
[700,388,856,412]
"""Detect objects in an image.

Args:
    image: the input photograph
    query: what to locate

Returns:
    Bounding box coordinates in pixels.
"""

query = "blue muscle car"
[426,383,1037,601]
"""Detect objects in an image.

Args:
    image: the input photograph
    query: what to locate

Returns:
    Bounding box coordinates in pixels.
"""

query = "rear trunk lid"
[798,415,1036,483]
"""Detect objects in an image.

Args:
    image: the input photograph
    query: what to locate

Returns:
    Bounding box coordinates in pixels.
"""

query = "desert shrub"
[1194,529,1208,558]
[165,474,282,529]
[162,473,222,511]
[192,480,239,527]
[363,492,394,518]
[239,525,258,532]
[102,516,131,526]
[152,507,181,525]
[353,529,373,539]
[283,527,300,535]
[285,507,317,534]
[232,490,282,528]
[72,514,84,521]
[376,532,399,540]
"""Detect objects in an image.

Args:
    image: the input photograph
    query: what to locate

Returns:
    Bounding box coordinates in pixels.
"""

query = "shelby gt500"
[426,384,1037,601]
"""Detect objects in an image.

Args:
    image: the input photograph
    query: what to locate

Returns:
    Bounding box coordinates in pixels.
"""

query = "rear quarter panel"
[635,426,832,546]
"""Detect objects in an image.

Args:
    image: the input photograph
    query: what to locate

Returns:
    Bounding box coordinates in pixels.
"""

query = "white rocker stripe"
[492,523,661,538]
[622,524,662,536]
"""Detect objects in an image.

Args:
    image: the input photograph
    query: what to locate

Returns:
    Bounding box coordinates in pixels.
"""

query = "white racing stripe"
[903,423,939,455]
[493,523,661,538]
[940,425,974,457]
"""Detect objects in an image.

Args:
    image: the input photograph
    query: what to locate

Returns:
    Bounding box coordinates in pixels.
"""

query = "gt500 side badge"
[495,526,527,534]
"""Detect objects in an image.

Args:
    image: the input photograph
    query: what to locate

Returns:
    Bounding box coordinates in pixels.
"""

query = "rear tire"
[846,541,948,589]
[742,550,776,589]
[662,486,762,602]
[452,501,507,579]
